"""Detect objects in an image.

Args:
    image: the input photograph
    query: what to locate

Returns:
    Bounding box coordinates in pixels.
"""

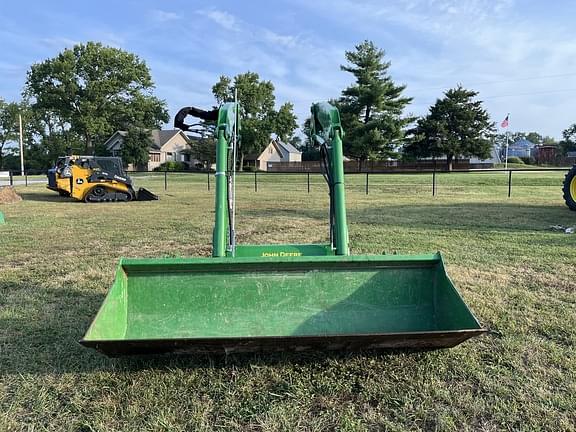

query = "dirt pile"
[0,186,22,204]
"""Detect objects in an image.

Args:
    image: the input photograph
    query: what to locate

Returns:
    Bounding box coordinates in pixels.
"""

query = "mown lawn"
[1,172,575,431]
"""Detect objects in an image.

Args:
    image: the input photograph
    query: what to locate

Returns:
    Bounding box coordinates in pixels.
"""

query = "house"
[104,129,193,171]
[244,138,302,171]
[502,138,535,159]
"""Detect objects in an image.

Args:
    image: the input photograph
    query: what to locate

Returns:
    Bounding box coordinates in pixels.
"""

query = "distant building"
[533,145,558,165]
[104,129,193,171]
[245,138,302,171]
[503,138,535,159]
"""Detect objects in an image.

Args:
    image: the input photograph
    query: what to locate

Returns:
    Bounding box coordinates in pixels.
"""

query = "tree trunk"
[364,105,371,124]
[84,133,92,155]
[446,154,453,171]
[238,152,244,171]
[0,141,5,170]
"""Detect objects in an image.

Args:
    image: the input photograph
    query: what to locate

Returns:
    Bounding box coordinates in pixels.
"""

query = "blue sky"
[1,0,576,138]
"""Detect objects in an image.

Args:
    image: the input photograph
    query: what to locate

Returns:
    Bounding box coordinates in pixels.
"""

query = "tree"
[272,102,298,142]
[526,132,543,145]
[120,127,153,168]
[24,42,168,153]
[212,72,297,170]
[188,122,217,170]
[559,124,576,155]
[338,40,413,166]
[0,99,22,169]
[404,86,494,170]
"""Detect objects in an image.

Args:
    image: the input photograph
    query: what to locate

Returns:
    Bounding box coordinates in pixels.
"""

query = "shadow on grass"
[17,191,74,203]
[0,277,449,376]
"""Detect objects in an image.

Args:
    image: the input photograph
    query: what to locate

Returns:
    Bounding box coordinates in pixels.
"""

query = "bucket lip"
[118,252,444,267]
[80,328,488,345]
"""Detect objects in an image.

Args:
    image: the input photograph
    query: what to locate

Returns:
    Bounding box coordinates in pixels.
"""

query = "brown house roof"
[104,129,189,151]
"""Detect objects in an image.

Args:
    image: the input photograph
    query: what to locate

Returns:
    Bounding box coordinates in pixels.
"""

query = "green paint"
[82,102,485,354]
[311,102,349,255]
[228,244,334,258]
[212,102,239,257]
[212,129,228,257]
[331,129,349,255]
[82,253,483,342]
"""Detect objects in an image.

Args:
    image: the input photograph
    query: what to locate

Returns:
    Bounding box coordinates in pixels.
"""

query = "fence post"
[207,171,211,191]
[254,171,258,192]
[164,166,168,191]
[508,170,512,197]
[25,172,28,187]
[307,172,310,193]
[432,167,436,197]
[9,171,13,186]
[365,172,369,195]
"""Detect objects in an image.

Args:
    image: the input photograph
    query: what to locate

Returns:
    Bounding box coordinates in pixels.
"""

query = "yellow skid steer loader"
[47,156,157,202]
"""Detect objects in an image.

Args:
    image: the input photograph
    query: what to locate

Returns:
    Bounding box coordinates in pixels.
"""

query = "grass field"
[1,171,575,431]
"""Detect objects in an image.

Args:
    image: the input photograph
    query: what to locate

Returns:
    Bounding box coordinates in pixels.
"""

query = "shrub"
[506,156,524,165]
[520,156,535,165]
[242,165,259,172]
[153,161,187,171]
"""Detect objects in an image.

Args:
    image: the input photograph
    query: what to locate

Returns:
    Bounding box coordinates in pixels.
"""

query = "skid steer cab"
[47,156,158,202]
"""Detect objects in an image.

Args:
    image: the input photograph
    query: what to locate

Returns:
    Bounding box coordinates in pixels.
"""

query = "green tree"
[23,106,85,170]
[404,86,494,170]
[212,72,296,170]
[272,102,298,142]
[526,132,543,145]
[189,123,217,170]
[338,40,413,166]
[559,124,576,155]
[24,42,168,153]
[121,128,153,169]
[0,99,22,169]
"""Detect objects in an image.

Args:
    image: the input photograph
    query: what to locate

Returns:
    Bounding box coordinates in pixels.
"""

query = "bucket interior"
[83,254,482,343]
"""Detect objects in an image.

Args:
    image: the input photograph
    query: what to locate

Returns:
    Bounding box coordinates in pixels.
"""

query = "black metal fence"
[126,167,569,198]
[2,167,569,198]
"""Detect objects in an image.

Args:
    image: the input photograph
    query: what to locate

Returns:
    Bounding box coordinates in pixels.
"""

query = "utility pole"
[19,114,24,176]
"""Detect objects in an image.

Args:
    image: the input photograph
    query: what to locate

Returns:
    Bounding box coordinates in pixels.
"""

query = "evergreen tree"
[404,86,494,170]
[338,41,412,166]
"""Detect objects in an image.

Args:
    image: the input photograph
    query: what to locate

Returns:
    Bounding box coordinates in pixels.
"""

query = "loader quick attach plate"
[80,253,486,357]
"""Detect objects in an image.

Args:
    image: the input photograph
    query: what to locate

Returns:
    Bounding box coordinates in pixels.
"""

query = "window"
[149,153,160,162]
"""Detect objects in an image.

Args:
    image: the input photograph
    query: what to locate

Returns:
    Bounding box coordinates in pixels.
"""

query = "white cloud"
[262,30,298,48]
[151,10,180,23]
[197,9,240,32]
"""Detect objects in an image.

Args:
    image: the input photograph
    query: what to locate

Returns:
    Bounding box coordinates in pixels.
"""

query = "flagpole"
[504,131,509,170]
[502,113,510,170]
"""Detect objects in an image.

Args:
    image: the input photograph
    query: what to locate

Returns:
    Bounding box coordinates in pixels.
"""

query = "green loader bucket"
[81,253,485,356]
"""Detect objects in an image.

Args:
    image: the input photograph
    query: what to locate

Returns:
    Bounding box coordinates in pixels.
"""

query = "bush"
[153,161,187,172]
[242,165,259,172]
[506,156,524,165]
[520,156,535,165]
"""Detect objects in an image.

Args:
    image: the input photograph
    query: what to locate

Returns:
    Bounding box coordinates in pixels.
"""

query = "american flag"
[501,114,509,128]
